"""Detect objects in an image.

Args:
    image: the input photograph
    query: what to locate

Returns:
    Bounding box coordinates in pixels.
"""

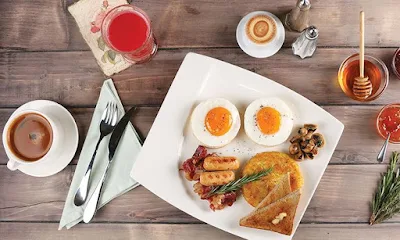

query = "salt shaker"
[292,26,318,59]
[285,0,311,32]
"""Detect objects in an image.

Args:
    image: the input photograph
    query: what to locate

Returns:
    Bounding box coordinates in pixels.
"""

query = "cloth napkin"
[59,79,141,229]
[68,0,133,76]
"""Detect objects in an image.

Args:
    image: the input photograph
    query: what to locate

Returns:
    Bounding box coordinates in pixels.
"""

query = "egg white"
[191,98,241,148]
[244,98,294,146]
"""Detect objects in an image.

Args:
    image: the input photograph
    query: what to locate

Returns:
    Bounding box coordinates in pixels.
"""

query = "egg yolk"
[256,107,281,135]
[205,107,232,136]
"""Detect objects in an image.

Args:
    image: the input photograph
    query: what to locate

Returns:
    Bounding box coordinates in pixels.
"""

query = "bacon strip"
[208,192,237,211]
[193,145,208,162]
[193,182,213,199]
[180,146,208,181]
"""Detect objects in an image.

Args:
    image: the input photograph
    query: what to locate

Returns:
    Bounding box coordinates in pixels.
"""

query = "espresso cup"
[2,109,64,171]
[236,11,285,58]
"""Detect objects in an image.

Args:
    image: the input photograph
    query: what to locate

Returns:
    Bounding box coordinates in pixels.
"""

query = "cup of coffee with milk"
[236,11,285,58]
[2,109,64,171]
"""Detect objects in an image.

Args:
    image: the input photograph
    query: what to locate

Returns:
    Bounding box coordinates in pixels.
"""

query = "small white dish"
[236,11,285,58]
[131,53,344,240]
[7,100,78,177]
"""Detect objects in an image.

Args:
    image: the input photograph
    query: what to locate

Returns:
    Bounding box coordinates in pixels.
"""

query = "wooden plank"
[295,223,400,240]
[88,0,400,48]
[2,222,400,240]
[0,105,395,165]
[0,0,69,51]
[0,223,241,240]
[2,1,399,50]
[0,107,155,165]
[1,164,399,223]
[1,48,399,107]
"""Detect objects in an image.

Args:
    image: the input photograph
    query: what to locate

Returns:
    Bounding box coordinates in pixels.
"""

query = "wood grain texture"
[2,0,399,51]
[0,107,155,164]
[1,48,399,107]
[2,0,400,237]
[2,222,400,240]
[125,0,400,48]
[0,0,69,51]
[1,165,399,223]
[0,105,396,165]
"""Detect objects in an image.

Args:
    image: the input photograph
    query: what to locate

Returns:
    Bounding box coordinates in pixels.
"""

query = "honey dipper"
[352,11,372,99]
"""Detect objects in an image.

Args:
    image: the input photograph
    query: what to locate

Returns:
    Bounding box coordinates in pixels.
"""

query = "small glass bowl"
[376,103,400,144]
[392,48,400,80]
[338,54,389,102]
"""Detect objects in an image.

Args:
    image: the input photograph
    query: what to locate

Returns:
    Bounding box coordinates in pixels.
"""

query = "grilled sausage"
[200,171,235,186]
[203,156,240,171]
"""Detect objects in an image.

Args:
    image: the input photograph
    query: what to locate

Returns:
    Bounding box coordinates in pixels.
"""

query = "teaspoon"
[377,133,390,163]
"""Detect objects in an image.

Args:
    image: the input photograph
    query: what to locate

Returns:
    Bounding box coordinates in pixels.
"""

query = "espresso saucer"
[10,100,79,177]
[236,11,285,58]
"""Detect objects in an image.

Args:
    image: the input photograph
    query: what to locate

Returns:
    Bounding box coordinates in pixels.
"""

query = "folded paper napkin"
[59,79,141,229]
[68,0,133,76]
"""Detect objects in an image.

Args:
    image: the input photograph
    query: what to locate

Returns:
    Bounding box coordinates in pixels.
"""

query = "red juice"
[108,12,149,52]
[102,5,157,63]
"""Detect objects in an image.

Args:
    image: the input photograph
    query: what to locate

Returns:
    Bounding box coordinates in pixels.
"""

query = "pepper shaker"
[292,26,318,59]
[285,0,311,32]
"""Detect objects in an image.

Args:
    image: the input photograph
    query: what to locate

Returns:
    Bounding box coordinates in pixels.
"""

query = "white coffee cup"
[2,109,64,171]
[236,11,285,58]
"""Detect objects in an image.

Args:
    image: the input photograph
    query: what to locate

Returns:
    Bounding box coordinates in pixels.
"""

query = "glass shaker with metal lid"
[292,26,319,59]
[285,0,311,32]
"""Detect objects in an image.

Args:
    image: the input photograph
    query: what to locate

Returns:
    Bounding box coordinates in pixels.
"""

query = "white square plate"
[131,53,344,240]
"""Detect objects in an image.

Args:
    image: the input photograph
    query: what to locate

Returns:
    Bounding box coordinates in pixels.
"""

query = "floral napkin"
[68,0,133,76]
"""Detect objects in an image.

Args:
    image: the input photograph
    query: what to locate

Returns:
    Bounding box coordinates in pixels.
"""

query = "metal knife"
[83,107,136,223]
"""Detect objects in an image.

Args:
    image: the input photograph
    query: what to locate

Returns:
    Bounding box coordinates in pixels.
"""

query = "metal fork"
[74,102,118,206]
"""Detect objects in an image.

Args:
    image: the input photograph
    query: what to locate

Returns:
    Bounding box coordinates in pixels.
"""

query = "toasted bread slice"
[240,189,301,236]
[255,173,291,210]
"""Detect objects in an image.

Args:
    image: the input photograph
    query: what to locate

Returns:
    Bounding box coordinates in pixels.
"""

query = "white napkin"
[59,79,141,229]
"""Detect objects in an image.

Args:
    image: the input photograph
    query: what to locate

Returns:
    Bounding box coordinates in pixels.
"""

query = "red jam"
[377,104,400,143]
[395,50,400,78]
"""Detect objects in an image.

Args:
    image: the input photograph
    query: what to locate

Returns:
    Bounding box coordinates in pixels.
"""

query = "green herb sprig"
[370,151,400,225]
[207,168,273,197]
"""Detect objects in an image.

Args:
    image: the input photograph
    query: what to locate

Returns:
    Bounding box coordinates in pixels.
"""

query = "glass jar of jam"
[376,103,400,143]
[392,48,400,80]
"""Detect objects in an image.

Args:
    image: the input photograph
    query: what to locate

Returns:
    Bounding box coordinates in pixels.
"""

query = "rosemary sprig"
[370,151,400,225]
[206,168,273,197]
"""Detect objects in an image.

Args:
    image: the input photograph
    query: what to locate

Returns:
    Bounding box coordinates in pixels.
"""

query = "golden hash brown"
[242,152,303,207]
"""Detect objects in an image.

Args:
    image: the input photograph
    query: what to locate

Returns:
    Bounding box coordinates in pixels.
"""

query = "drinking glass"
[101,5,158,63]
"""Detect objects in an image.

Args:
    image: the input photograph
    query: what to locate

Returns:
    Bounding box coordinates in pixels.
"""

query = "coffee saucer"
[236,11,285,58]
[10,100,79,177]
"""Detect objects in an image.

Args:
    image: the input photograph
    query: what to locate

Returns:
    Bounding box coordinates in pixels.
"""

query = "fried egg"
[191,98,240,148]
[244,98,293,146]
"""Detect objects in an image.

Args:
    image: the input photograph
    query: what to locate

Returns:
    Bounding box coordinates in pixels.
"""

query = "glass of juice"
[337,54,389,102]
[101,5,157,63]
[376,103,400,143]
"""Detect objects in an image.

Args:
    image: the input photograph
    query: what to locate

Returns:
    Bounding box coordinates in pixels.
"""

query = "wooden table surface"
[1,0,400,239]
